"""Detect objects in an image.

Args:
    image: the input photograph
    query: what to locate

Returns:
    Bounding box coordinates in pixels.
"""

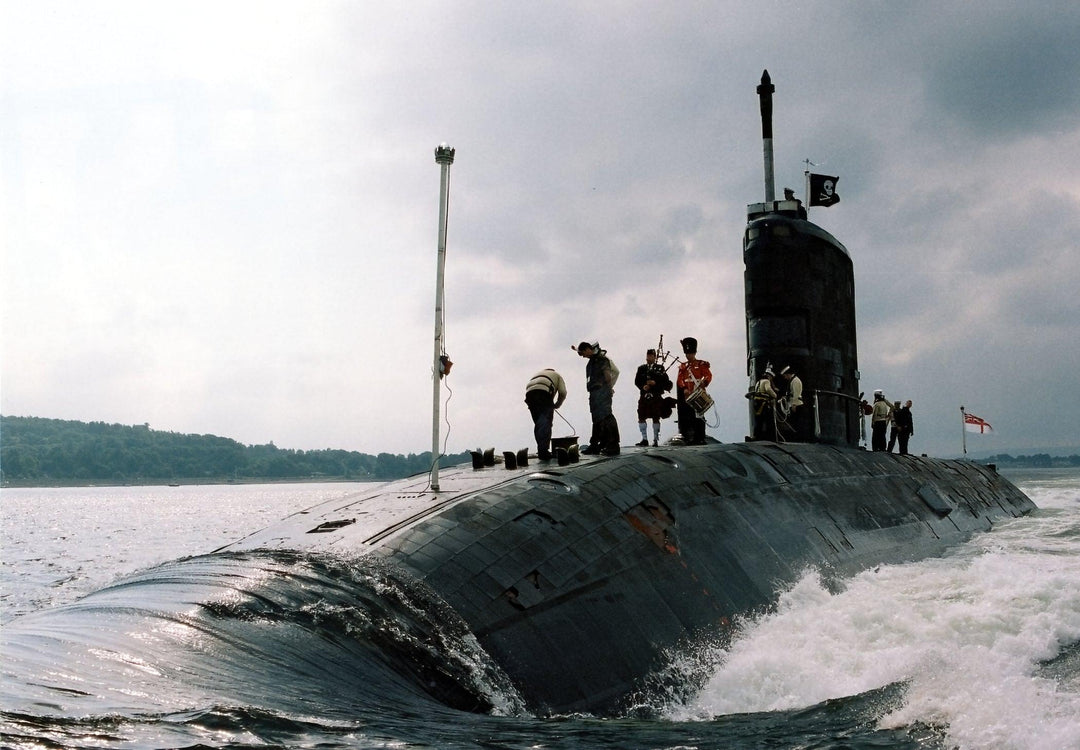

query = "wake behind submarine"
[218,71,1036,715]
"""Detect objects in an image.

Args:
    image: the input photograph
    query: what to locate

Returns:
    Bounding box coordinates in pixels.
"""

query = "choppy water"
[2,471,1079,749]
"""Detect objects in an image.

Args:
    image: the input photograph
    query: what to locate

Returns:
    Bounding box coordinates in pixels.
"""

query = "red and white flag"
[963,412,993,434]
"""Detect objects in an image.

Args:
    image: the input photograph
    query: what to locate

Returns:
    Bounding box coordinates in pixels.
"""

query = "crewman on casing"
[870,390,894,451]
[751,365,778,441]
[575,342,621,456]
[634,348,672,447]
[525,368,567,461]
[895,400,914,455]
[887,398,901,453]
[675,337,711,445]
[778,365,804,440]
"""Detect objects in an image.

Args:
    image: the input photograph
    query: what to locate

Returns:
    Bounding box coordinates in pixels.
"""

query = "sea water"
[1,471,1078,749]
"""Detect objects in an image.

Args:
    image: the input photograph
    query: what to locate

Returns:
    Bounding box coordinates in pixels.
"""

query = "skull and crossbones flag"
[808,173,840,207]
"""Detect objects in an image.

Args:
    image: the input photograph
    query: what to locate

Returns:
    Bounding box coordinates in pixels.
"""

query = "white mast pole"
[432,143,455,491]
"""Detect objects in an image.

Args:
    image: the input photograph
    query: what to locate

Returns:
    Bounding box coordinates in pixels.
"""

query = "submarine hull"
[222,442,1034,714]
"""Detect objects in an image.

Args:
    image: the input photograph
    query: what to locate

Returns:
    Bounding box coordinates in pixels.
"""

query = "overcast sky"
[3,1,1079,459]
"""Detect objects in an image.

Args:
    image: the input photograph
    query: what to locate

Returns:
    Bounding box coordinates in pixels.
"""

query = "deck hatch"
[917,483,955,516]
[526,475,580,495]
[307,518,356,533]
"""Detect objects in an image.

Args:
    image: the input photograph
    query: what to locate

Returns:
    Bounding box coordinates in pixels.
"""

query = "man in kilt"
[634,348,672,446]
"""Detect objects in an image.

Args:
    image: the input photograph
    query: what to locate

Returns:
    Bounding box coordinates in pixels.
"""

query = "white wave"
[668,481,1080,750]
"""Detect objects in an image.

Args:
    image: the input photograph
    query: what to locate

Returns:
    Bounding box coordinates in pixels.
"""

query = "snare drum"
[686,387,714,417]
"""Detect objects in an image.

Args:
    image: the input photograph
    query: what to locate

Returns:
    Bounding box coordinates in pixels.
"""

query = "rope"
[555,408,577,435]
[420,379,454,493]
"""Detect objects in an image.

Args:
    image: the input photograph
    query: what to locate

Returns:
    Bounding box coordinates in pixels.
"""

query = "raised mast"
[756,69,776,203]
[431,143,455,491]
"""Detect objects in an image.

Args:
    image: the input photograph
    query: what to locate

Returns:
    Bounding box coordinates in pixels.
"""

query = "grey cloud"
[919,8,1080,138]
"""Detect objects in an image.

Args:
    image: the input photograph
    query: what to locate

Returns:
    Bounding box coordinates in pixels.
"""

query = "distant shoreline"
[1,476,384,490]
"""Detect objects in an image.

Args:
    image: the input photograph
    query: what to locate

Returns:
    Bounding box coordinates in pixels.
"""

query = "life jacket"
[750,378,776,416]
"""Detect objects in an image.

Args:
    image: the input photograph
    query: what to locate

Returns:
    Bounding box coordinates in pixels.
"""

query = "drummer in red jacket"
[676,337,712,445]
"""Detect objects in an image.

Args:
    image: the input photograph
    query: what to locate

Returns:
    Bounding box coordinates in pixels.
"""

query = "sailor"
[779,365,805,440]
[870,390,894,451]
[575,342,621,456]
[895,400,914,455]
[783,186,808,219]
[525,368,567,461]
[676,337,712,445]
[751,366,778,441]
[634,349,672,447]
[887,399,900,453]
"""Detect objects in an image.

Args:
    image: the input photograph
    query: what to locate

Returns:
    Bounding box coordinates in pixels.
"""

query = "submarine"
[216,71,1036,715]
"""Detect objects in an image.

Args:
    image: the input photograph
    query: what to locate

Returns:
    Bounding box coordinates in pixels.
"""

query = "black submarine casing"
[221,442,1034,715]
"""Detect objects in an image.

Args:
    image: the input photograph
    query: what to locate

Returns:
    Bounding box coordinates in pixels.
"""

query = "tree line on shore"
[0,416,470,485]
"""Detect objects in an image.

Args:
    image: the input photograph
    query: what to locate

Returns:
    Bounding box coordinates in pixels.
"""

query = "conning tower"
[744,70,861,446]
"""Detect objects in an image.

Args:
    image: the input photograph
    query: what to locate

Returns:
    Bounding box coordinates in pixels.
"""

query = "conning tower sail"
[744,70,861,447]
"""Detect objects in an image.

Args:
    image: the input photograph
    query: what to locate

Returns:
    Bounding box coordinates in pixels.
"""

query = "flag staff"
[960,405,967,455]
[431,143,455,492]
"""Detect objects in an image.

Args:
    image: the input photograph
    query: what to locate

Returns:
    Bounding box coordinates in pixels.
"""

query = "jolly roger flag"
[808,173,840,207]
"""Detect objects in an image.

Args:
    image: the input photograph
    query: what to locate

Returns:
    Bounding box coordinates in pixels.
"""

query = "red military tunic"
[677,359,712,395]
